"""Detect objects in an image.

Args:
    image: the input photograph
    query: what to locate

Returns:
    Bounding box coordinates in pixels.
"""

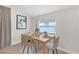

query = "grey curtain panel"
[0,6,11,48]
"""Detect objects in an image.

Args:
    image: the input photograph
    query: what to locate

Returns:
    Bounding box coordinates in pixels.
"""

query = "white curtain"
[0,6,11,48]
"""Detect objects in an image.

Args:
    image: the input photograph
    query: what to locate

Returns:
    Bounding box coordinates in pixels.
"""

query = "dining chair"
[42,32,55,38]
[45,36,60,54]
[21,34,37,54]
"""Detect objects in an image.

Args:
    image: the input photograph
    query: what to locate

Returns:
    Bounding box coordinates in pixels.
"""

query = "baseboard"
[11,40,21,46]
[58,47,78,54]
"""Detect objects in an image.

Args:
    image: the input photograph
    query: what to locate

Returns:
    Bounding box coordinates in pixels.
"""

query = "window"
[38,20,56,33]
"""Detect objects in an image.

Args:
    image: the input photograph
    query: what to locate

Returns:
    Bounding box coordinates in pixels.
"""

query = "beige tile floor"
[0,43,67,54]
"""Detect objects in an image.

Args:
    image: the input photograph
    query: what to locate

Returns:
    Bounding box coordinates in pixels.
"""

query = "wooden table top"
[22,33,55,43]
[32,35,55,43]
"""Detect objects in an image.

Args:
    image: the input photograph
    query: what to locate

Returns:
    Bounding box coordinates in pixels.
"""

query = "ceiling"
[12,5,76,17]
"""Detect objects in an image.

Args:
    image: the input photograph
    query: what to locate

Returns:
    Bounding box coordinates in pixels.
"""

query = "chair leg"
[56,49,58,54]
[47,49,49,54]
[44,48,49,54]
[35,44,37,54]
[38,42,39,49]
[27,47,29,54]
[31,46,32,52]
[22,47,25,54]
[52,50,55,54]
[48,49,51,54]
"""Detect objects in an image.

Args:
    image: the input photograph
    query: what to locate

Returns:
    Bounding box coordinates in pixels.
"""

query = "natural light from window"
[38,19,56,33]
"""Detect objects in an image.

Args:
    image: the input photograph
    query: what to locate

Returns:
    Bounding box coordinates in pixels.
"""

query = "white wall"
[3,5,33,45]
[32,6,79,53]
[55,7,78,53]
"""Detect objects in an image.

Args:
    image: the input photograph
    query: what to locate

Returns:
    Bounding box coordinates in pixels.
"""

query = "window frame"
[38,20,56,33]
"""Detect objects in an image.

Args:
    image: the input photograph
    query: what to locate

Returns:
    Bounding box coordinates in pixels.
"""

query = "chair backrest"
[23,32,33,36]
[48,33,56,36]
[21,34,33,46]
[42,32,51,38]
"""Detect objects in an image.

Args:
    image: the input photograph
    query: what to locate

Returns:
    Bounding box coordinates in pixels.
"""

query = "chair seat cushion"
[46,40,54,49]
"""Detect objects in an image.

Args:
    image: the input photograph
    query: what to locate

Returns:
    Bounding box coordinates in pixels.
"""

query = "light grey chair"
[45,36,60,54]
[21,34,37,54]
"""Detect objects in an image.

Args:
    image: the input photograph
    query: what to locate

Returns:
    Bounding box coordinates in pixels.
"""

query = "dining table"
[31,34,55,53]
